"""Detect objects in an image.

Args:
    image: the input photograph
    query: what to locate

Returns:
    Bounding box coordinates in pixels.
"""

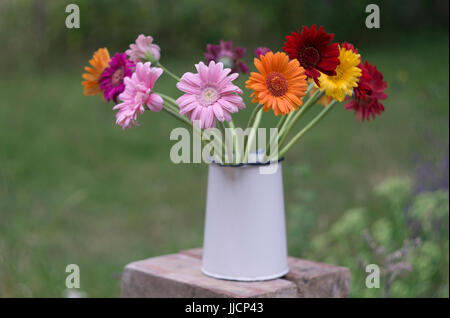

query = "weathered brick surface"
[121,248,350,298]
[285,257,350,297]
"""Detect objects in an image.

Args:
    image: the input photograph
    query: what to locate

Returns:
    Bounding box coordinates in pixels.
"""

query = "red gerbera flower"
[345,60,387,122]
[341,42,359,55]
[341,41,370,99]
[282,25,340,85]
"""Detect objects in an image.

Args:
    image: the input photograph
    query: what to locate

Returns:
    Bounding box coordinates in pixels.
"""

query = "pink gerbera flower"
[126,34,161,63]
[100,53,135,103]
[176,61,245,129]
[113,62,163,130]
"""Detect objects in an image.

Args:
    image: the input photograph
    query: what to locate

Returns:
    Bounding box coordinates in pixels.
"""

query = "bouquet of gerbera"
[82,26,387,165]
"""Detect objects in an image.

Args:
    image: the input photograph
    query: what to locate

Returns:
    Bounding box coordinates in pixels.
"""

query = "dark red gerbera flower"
[341,41,370,99]
[345,60,387,122]
[282,25,340,85]
[341,42,359,55]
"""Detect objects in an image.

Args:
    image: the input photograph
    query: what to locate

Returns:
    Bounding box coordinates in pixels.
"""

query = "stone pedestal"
[120,248,350,298]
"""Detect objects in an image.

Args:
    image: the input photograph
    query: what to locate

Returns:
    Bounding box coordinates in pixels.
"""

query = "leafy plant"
[294,176,449,297]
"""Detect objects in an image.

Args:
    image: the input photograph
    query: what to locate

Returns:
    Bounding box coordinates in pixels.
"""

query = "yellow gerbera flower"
[82,48,111,96]
[318,46,361,102]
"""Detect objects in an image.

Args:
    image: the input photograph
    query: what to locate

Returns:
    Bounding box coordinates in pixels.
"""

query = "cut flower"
[126,34,161,63]
[255,47,271,57]
[82,48,111,96]
[113,62,163,130]
[318,46,362,102]
[245,51,307,116]
[204,40,248,74]
[341,42,359,55]
[282,25,340,85]
[345,60,387,121]
[176,61,245,129]
[100,53,135,103]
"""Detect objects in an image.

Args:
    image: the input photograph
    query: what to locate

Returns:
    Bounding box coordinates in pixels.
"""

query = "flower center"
[300,46,321,67]
[266,72,288,97]
[112,68,124,86]
[200,87,219,106]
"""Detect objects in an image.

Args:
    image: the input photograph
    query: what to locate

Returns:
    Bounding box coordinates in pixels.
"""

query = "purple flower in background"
[414,149,449,193]
[100,53,135,103]
[254,47,271,57]
[204,40,248,74]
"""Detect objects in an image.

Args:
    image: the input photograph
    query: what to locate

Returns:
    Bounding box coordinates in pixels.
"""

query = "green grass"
[0,36,448,297]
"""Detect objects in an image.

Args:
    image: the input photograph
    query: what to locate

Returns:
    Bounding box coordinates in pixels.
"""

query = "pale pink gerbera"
[126,34,161,63]
[176,61,245,129]
[113,62,163,130]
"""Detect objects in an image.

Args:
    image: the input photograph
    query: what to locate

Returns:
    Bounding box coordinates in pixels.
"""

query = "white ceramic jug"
[202,161,288,281]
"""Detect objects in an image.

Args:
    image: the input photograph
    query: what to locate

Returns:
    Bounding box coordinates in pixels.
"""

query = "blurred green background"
[0,0,448,297]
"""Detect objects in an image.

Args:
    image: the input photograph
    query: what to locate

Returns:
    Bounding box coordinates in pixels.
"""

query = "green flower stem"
[278,89,325,148]
[246,104,263,130]
[265,114,287,158]
[162,103,192,127]
[244,104,262,156]
[161,100,224,164]
[277,111,295,140]
[278,83,319,136]
[156,62,181,82]
[276,83,314,139]
[305,82,315,95]
[274,100,338,160]
[220,121,231,163]
[277,113,288,130]
[164,101,180,115]
[157,92,180,109]
[243,106,263,163]
[227,119,241,164]
[158,94,179,111]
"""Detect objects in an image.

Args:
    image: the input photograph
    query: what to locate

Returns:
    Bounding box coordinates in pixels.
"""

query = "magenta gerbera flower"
[176,61,245,129]
[100,53,135,103]
[113,62,163,130]
[204,40,248,74]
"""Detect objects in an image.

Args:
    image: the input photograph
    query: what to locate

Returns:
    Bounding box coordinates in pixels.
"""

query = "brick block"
[121,248,350,298]
[285,257,350,297]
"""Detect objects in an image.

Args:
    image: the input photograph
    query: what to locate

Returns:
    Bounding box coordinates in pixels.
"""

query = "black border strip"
[210,157,285,168]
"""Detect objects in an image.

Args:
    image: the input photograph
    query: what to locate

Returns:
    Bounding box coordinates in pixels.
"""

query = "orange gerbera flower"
[245,51,307,115]
[82,48,111,96]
